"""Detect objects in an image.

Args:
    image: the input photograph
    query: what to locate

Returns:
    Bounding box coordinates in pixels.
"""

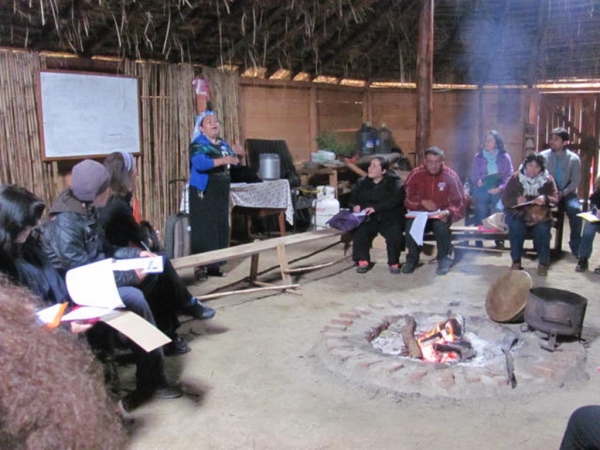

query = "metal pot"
[259,153,280,180]
[524,287,587,350]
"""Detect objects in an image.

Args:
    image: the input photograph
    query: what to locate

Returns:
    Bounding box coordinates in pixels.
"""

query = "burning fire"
[416,317,474,363]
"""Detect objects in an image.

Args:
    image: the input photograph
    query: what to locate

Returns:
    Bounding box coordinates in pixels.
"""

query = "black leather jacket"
[41,189,140,286]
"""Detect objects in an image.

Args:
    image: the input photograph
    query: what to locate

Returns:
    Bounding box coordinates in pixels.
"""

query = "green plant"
[316,132,338,152]
[316,132,355,158]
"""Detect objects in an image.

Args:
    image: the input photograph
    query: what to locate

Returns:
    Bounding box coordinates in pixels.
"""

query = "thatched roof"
[2,0,600,85]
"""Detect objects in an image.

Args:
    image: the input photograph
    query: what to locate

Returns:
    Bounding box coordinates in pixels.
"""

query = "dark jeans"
[352,218,403,265]
[472,187,503,225]
[505,214,551,265]
[117,286,166,392]
[559,405,600,450]
[138,255,194,338]
[405,218,452,265]
[578,220,600,259]
[561,193,582,255]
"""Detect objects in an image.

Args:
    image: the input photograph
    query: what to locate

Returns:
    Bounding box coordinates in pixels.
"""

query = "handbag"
[523,204,551,226]
[326,210,367,232]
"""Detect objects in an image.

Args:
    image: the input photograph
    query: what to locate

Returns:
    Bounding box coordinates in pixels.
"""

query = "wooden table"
[230,180,294,236]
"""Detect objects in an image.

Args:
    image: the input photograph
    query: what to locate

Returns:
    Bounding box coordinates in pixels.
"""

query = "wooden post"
[276,244,292,285]
[309,86,318,157]
[415,0,434,163]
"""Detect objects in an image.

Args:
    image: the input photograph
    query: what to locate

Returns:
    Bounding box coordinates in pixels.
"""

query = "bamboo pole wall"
[0,51,53,201]
[202,66,241,146]
[0,49,195,231]
[124,60,196,230]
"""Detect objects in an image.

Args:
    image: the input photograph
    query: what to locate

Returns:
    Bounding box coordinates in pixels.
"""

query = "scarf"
[482,149,498,175]
[518,168,550,197]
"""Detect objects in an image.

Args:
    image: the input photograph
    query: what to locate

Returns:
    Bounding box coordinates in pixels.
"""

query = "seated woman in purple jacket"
[469,130,514,226]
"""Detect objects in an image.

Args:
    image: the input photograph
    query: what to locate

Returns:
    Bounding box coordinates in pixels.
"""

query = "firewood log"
[400,315,423,359]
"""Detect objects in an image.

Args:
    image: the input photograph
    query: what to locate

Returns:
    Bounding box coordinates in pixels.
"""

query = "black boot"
[576,258,588,272]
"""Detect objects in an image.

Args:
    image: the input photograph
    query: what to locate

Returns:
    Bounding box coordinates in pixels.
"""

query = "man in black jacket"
[350,157,405,274]
[41,160,213,404]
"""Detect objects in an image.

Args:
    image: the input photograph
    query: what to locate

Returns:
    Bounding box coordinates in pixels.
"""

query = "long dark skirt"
[189,172,231,255]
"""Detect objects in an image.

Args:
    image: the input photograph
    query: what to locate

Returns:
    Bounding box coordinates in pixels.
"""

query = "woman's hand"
[353,205,361,213]
[220,156,239,166]
[233,141,245,157]
[488,188,501,195]
[363,207,375,215]
[517,196,527,204]
[533,195,546,205]
[134,268,147,282]
[476,179,483,187]
[70,321,93,334]
[139,251,156,258]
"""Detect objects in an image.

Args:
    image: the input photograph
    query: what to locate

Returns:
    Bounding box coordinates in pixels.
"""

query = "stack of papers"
[36,258,170,352]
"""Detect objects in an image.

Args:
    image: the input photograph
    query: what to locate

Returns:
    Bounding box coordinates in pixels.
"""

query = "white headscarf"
[191,110,216,143]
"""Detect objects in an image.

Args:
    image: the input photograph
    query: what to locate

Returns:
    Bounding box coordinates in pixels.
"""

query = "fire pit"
[372,313,477,364]
[317,300,588,400]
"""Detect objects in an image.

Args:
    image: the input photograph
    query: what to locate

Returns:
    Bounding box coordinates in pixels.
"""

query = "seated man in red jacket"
[402,146,466,275]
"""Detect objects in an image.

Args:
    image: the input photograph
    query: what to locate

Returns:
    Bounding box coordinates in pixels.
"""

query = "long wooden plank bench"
[171,228,345,292]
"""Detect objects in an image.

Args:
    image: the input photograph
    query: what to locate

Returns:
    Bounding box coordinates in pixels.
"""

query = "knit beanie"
[71,160,111,202]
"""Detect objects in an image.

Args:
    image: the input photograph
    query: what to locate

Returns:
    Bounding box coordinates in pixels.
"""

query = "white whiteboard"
[38,71,141,159]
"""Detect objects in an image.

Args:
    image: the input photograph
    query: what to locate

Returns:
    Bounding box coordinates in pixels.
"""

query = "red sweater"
[404,165,466,222]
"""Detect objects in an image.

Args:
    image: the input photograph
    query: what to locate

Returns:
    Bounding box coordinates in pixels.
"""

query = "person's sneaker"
[436,257,452,275]
[163,335,191,356]
[495,240,505,249]
[206,267,225,277]
[575,258,588,272]
[182,298,216,320]
[356,260,369,274]
[153,383,183,399]
[537,264,549,276]
[401,262,417,274]
[510,261,523,270]
[122,382,182,410]
[389,264,401,274]
[194,266,208,281]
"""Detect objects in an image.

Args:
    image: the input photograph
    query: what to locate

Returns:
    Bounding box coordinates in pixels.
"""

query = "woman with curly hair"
[0,279,126,449]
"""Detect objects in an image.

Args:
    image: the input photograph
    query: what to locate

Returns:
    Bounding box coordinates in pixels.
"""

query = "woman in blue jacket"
[189,110,244,278]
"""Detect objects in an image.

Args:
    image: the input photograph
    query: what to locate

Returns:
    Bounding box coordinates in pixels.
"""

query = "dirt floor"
[125,230,600,450]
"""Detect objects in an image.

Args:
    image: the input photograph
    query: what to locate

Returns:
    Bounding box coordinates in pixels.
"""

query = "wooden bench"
[172,228,346,297]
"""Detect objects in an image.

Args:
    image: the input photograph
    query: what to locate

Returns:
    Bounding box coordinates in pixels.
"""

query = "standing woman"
[189,110,244,278]
[470,130,514,226]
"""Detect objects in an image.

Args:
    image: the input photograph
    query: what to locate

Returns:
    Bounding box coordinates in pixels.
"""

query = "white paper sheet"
[36,303,65,325]
[65,259,125,310]
[408,211,430,246]
[61,306,118,321]
[112,256,164,273]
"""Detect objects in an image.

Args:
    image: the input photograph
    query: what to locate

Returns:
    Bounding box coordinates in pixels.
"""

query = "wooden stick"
[198,284,300,300]
[345,160,367,177]
[401,315,423,359]
[453,245,506,253]
[285,255,350,273]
